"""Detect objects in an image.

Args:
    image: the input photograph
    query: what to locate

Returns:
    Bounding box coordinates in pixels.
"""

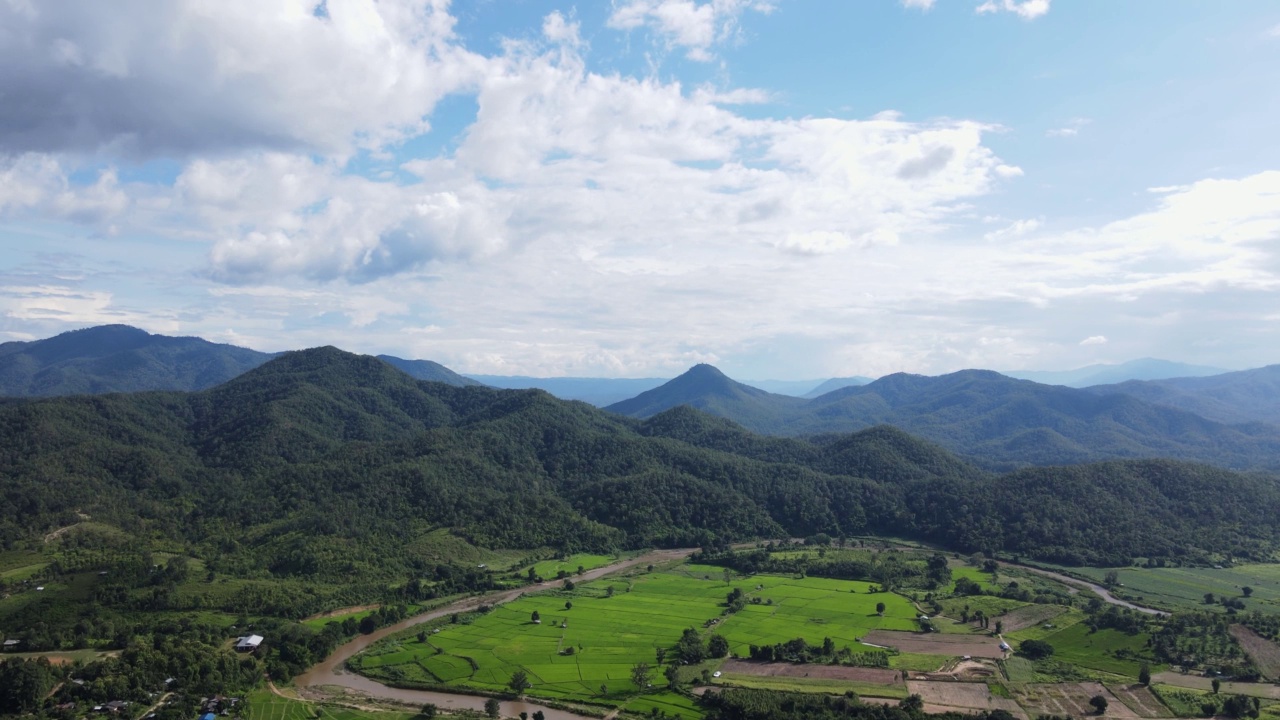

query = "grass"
[1038,623,1155,678]
[1002,657,1036,684]
[621,692,703,720]
[243,689,417,720]
[716,674,908,699]
[1151,684,1213,717]
[1069,564,1280,614]
[529,554,619,579]
[887,653,952,672]
[1004,608,1086,642]
[302,608,380,630]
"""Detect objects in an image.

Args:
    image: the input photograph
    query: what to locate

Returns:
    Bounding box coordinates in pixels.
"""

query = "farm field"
[530,553,619,579]
[714,674,909,699]
[353,566,922,705]
[1015,683,1140,718]
[1152,672,1280,699]
[243,689,416,720]
[905,680,1024,716]
[1070,564,1280,613]
[1037,623,1154,678]
[1230,624,1280,679]
[861,630,1008,659]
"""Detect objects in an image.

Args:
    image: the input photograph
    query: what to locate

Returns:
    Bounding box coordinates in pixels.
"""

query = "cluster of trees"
[747,637,890,667]
[699,689,1021,720]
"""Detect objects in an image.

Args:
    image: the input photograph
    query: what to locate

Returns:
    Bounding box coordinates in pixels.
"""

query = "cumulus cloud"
[0,0,485,157]
[1079,335,1107,346]
[607,0,774,61]
[976,0,1051,20]
[902,0,936,10]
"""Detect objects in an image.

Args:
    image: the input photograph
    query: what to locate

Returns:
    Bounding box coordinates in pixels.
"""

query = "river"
[294,549,694,720]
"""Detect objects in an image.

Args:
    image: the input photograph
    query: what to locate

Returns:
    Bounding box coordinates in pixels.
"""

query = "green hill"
[1086,364,1280,426]
[1,347,1278,576]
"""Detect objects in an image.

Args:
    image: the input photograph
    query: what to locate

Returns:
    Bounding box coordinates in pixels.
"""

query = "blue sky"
[1,0,1279,379]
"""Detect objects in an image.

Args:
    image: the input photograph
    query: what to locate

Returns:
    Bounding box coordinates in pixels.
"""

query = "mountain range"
[1004,358,1229,388]
[1,345,1277,573]
[607,365,1280,470]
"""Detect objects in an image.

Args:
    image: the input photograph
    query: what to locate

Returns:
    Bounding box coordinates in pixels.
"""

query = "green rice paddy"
[1070,564,1280,614]
[243,689,416,720]
[356,566,921,705]
[529,554,619,579]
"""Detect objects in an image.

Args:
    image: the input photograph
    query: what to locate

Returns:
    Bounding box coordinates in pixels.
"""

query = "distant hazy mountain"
[1086,365,1280,426]
[377,355,482,386]
[1005,358,1228,388]
[606,365,1280,470]
[802,376,874,398]
[605,364,806,434]
[741,378,827,396]
[0,324,274,396]
[465,375,668,406]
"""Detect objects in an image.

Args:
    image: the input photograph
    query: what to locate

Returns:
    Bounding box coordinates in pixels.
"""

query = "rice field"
[243,689,415,720]
[1070,564,1280,614]
[529,554,619,580]
[1037,623,1155,678]
[354,566,922,704]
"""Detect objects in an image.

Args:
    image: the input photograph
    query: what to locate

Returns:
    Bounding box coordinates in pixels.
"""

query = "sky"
[1,0,1279,380]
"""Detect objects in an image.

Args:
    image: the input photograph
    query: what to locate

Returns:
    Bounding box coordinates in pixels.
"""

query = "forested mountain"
[607,366,1280,470]
[465,374,667,406]
[1004,357,1228,388]
[377,354,482,386]
[0,325,273,396]
[605,364,806,433]
[1086,365,1280,426]
[1,347,1279,572]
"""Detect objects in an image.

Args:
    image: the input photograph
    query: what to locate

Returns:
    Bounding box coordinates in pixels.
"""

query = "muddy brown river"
[294,549,695,720]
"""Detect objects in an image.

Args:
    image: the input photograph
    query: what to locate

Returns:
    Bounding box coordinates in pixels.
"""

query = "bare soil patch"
[999,604,1069,633]
[862,630,1008,658]
[916,659,1000,682]
[719,659,903,685]
[906,680,1024,715]
[1108,684,1172,718]
[1017,683,1137,718]
[1230,625,1280,680]
[1152,672,1280,699]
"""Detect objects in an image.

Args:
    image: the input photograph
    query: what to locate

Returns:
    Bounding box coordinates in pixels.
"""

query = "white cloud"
[1047,118,1091,138]
[976,0,1051,20]
[542,11,582,46]
[902,0,936,10]
[0,0,486,157]
[1079,335,1107,346]
[1267,23,1280,38]
[984,218,1041,241]
[607,0,774,61]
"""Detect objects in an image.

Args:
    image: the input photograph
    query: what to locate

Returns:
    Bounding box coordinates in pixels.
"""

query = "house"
[998,642,1011,652]
[3,639,20,650]
[104,701,130,713]
[202,713,217,720]
[235,634,264,652]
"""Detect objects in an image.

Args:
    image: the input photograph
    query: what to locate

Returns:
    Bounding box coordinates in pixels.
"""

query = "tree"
[655,647,666,664]
[565,600,573,610]
[530,610,540,623]
[876,602,886,616]
[532,713,544,720]
[564,579,575,590]
[995,620,1004,634]
[900,695,924,713]
[606,586,615,597]
[1139,663,1151,686]
[677,627,706,663]
[630,662,653,689]
[1205,593,1216,604]
[599,683,608,696]
[1089,695,1108,715]
[664,665,680,690]
[1104,570,1120,586]
[484,698,501,719]
[708,634,729,658]
[1243,587,1254,597]
[420,704,437,719]
[1018,639,1054,661]
[1213,679,1222,694]
[508,669,531,695]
